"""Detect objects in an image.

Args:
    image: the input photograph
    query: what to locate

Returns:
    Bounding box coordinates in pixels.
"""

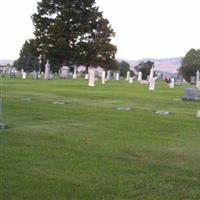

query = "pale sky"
[1,0,200,60]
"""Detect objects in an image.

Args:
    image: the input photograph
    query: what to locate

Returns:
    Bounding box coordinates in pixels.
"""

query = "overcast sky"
[1,0,200,60]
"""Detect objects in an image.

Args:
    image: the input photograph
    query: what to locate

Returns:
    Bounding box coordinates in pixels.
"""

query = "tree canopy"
[117,60,130,77]
[13,40,39,72]
[32,0,116,70]
[135,60,154,79]
[179,48,200,82]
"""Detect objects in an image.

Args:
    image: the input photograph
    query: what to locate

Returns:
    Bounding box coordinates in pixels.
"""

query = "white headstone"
[126,71,130,81]
[129,77,133,83]
[85,74,89,80]
[138,72,142,81]
[107,70,111,80]
[196,110,200,118]
[22,72,27,79]
[169,78,175,88]
[101,71,106,84]
[88,69,95,87]
[73,66,77,79]
[149,77,156,91]
[115,72,120,80]
[149,67,154,82]
[196,70,200,90]
[44,60,51,80]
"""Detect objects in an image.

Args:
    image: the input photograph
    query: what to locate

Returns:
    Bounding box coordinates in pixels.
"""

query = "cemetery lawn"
[1,77,200,200]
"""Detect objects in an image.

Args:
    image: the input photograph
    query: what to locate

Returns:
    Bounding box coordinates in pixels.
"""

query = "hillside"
[119,57,182,73]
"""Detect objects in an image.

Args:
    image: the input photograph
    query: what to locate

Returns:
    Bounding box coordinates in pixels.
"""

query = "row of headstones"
[87,67,158,90]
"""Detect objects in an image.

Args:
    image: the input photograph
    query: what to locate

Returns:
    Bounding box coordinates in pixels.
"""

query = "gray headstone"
[191,76,195,84]
[182,88,199,101]
[59,66,70,78]
[175,79,182,86]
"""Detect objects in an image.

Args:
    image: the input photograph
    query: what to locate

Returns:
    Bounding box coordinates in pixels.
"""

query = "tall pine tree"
[13,40,39,72]
[32,0,116,70]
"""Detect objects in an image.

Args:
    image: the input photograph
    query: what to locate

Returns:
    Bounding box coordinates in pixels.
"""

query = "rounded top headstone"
[45,60,50,68]
[61,66,70,70]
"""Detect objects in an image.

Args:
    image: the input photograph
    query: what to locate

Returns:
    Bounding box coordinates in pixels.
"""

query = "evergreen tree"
[135,60,154,79]
[179,49,200,82]
[117,60,130,77]
[32,0,116,70]
[13,40,39,72]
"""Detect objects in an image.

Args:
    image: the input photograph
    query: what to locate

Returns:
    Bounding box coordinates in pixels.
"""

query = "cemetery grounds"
[0,77,200,199]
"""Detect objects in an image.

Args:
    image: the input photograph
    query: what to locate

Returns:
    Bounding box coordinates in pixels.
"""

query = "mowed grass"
[1,77,200,200]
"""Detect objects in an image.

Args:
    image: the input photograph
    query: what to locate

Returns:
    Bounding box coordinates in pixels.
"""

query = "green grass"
[1,77,200,199]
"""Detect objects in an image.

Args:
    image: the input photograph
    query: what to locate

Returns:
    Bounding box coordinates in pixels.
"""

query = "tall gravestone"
[148,67,155,91]
[73,66,77,79]
[101,71,106,84]
[126,71,130,81]
[115,72,120,80]
[149,67,154,81]
[169,78,175,88]
[107,70,111,80]
[196,70,200,90]
[88,68,95,87]
[44,60,51,80]
[149,77,156,91]
[138,72,142,81]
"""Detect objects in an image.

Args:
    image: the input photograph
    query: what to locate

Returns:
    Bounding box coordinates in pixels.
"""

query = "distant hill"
[118,57,182,73]
[1,57,182,73]
[0,59,14,66]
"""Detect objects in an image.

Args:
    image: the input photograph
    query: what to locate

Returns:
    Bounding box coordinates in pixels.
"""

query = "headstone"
[115,106,131,111]
[73,66,77,79]
[85,74,89,80]
[149,67,154,81]
[59,66,70,78]
[44,60,51,80]
[182,88,199,101]
[0,99,5,129]
[88,68,95,87]
[107,70,111,80]
[191,76,195,84]
[196,70,200,90]
[101,70,106,84]
[196,110,200,118]
[10,67,16,78]
[113,72,116,79]
[129,77,133,84]
[126,71,130,81]
[149,77,156,91]
[115,72,120,80]
[22,72,27,80]
[52,101,65,105]
[169,78,175,88]
[140,80,148,84]
[155,111,170,115]
[33,71,39,80]
[175,79,182,86]
[138,72,142,81]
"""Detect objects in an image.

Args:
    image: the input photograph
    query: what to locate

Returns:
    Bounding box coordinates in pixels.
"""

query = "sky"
[1,0,200,60]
